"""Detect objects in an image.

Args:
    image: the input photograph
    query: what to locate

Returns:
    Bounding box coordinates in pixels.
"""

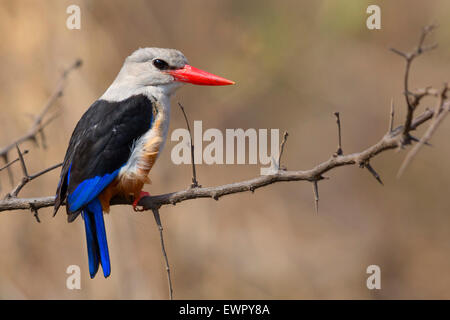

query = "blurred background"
[0,0,449,299]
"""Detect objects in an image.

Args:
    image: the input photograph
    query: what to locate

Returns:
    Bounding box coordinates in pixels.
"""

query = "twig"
[312,180,319,213]
[333,112,343,156]
[398,102,449,177]
[389,99,395,133]
[0,150,29,172]
[152,208,173,300]
[5,146,62,199]
[390,24,437,142]
[0,59,82,159]
[0,59,81,185]
[0,107,438,213]
[177,102,200,188]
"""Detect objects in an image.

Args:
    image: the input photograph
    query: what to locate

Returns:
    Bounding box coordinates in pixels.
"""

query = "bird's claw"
[133,191,150,212]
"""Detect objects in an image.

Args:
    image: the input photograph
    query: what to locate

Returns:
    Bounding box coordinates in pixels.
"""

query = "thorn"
[364,162,384,185]
[409,135,432,146]
[389,99,395,133]
[39,129,47,149]
[312,180,319,213]
[15,144,29,178]
[3,154,15,187]
[30,135,40,147]
[333,112,343,156]
[30,205,41,223]
[389,47,408,58]
[74,59,83,68]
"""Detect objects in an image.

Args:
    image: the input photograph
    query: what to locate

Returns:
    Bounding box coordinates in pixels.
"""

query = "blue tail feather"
[82,198,111,278]
[82,210,100,278]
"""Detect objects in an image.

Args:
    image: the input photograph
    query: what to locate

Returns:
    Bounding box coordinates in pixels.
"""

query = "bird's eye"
[153,59,169,70]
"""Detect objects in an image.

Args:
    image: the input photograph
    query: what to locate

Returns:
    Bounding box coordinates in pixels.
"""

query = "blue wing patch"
[67,166,120,212]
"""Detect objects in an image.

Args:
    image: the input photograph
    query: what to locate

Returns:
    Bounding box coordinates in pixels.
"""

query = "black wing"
[54,94,155,221]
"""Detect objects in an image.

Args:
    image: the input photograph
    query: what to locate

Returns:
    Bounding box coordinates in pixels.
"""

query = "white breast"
[118,88,171,179]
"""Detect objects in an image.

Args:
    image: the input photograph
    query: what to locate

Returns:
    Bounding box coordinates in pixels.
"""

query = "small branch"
[398,102,449,178]
[152,208,173,300]
[398,82,449,177]
[0,149,29,172]
[389,99,395,133]
[177,102,200,188]
[390,24,437,142]
[0,59,82,160]
[312,180,319,213]
[333,112,343,156]
[6,159,62,199]
[2,154,15,188]
[16,144,29,178]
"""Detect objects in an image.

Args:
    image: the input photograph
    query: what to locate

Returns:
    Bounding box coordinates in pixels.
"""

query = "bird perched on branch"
[54,48,234,278]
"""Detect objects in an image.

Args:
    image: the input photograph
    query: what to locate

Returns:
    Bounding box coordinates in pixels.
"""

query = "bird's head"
[105,47,234,100]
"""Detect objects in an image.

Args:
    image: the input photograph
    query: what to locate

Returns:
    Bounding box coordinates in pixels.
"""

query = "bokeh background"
[0,0,449,299]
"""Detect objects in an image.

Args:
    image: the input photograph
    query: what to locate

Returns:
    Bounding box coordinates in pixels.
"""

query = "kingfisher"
[54,48,234,278]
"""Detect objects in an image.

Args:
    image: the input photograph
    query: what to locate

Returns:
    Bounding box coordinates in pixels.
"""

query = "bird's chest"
[142,101,170,157]
[120,99,170,180]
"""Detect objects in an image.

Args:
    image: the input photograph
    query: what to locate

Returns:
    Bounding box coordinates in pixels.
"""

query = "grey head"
[101,47,234,102]
[101,47,189,101]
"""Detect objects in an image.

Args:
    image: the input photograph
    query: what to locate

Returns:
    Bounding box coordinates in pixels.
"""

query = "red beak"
[167,64,235,86]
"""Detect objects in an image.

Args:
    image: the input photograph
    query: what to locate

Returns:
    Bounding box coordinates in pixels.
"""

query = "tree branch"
[390,24,438,143]
[0,59,82,187]
[0,106,438,213]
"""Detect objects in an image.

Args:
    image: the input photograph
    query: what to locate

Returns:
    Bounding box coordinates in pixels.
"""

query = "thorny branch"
[152,208,173,300]
[0,59,82,187]
[177,102,200,188]
[0,107,440,213]
[2,144,62,221]
[0,149,29,172]
[0,26,449,298]
[390,24,438,143]
[397,85,449,177]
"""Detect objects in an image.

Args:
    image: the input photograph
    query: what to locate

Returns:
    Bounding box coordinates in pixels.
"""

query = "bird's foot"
[133,191,150,212]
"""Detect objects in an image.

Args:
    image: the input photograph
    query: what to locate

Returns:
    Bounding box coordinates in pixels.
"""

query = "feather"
[82,198,111,278]
[81,210,100,278]
[88,198,111,278]
[68,169,120,212]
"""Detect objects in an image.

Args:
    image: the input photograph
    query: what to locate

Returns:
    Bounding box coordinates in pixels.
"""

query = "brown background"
[0,0,449,299]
